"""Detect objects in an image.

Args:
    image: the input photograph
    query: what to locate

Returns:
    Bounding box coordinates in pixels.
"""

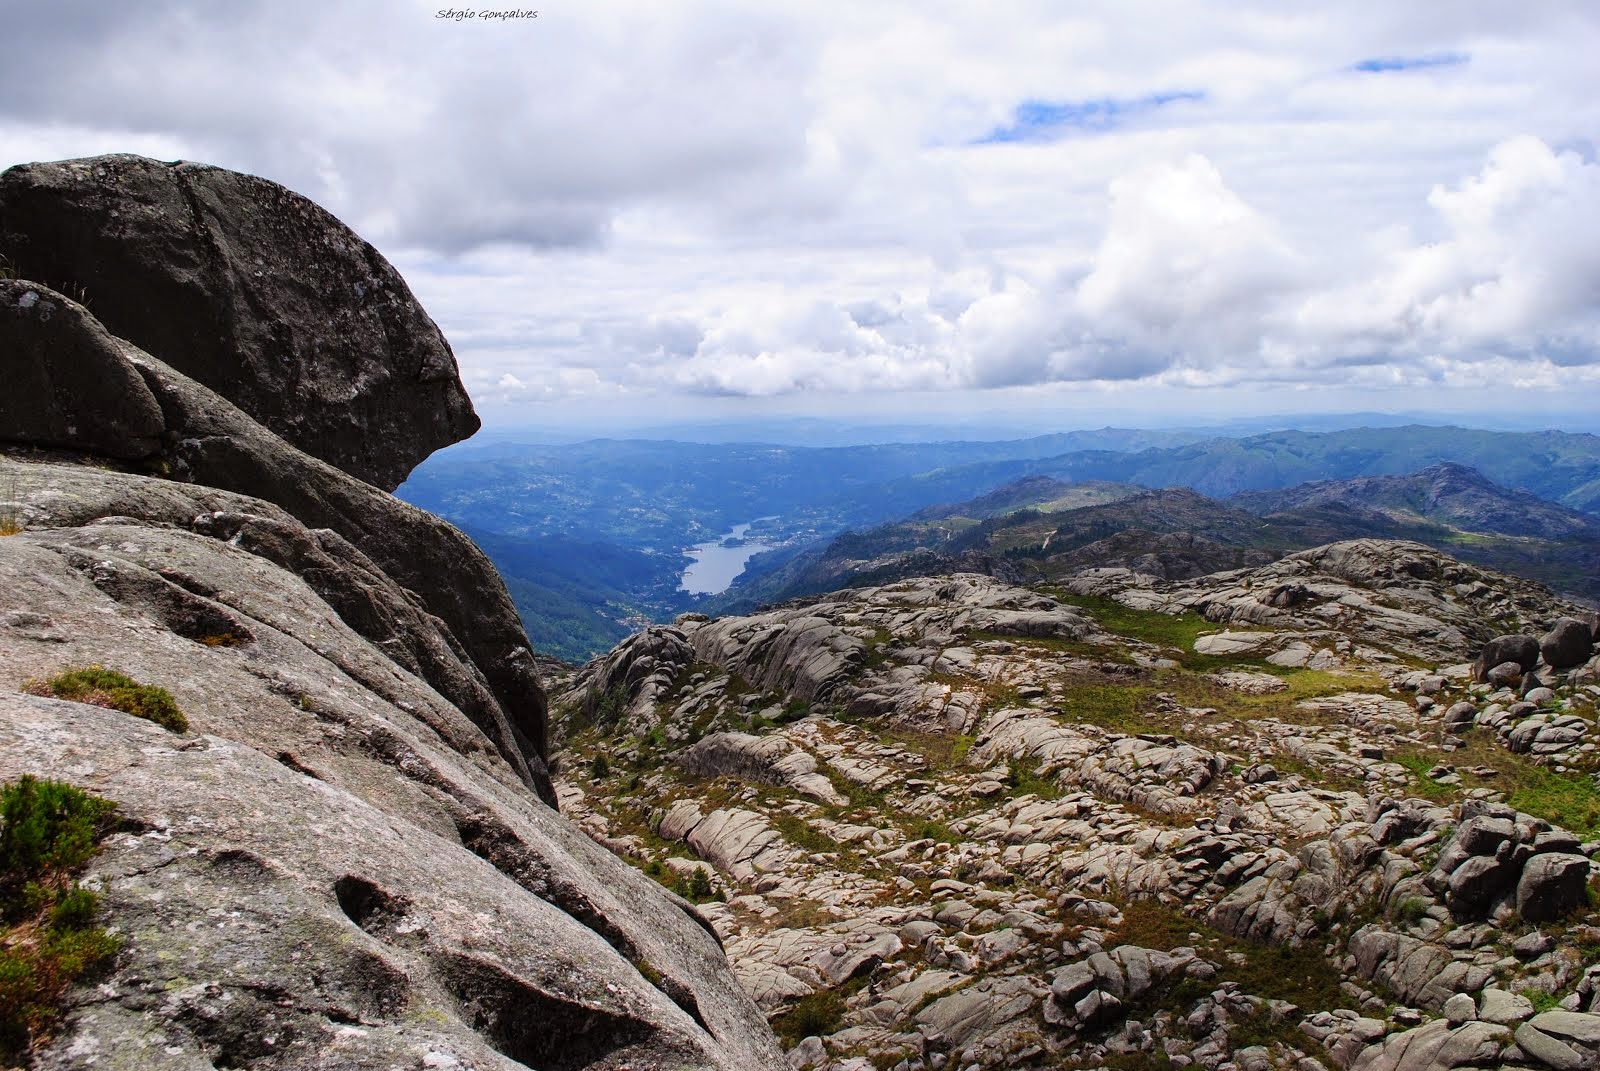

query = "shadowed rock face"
[0,153,478,490]
[0,280,164,459]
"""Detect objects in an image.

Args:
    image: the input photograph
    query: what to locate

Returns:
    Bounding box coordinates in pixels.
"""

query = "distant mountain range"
[1227,462,1597,541]
[714,462,1600,613]
[397,425,1600,660]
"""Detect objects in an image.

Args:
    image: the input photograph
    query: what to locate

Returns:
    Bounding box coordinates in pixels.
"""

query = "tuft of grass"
[669,865,722,904]
[1392,896,1430,924]
[1,776,121,1062]
[23,667,188,733]
[1522,987,1561,1014]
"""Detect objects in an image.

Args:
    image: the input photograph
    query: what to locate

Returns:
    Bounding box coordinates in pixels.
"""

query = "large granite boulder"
[1543,617,1596,670]
[0,154,478,489]
[0,631,780,1069]
[1475,633,1541,681]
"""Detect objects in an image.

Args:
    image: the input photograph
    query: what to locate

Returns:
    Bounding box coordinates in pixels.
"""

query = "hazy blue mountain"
[397,425,1600,660]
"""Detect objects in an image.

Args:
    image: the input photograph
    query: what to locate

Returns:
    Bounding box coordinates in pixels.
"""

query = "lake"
[679,522,775,595]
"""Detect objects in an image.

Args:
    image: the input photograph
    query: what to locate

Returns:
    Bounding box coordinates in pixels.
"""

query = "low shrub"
[23,667,187,733]
[0,776,120,1062]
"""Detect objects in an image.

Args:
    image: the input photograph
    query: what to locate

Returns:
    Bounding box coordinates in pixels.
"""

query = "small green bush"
[772,987,846,1046]
[1,776,120,1061]
[588,754,610,781]
[24,667,187,733]
[671,866,721,904]
[0,778,116,893]
[1394,896,1430,924]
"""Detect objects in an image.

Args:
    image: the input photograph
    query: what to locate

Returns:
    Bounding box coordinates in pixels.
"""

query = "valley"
[397,433,1600,661]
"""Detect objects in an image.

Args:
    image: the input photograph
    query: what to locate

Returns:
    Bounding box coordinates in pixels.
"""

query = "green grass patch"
[1164,666,1386,725]
[1,776,121,1062]
[1391,751,1456,802]
[1055,679,1152,733]
[1049,593,1221,656]
[22,667,187,733]
[1505,768,1600,839]
[1105,898,1356,1028]
[1426,737,1600,838]
[769,812,840,856]
[968,629,1137,665]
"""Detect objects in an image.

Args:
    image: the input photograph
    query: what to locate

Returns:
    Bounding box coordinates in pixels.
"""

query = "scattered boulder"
[1517,853,1593,922]
[1442,701,1478,733]
[1475,634,1539,682]
[1543,618,1597,670]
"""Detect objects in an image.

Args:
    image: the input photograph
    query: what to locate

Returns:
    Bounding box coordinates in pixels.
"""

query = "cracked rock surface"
[555,554,1600,1071]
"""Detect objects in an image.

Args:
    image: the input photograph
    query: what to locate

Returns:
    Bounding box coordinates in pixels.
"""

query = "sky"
[4,1,1599,434]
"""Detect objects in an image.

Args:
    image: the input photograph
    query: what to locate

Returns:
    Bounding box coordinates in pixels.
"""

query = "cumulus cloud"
[4,2,1599,414]
[1295,136,1600,359]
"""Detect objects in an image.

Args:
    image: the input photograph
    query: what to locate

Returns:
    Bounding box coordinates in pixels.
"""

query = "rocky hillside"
[0,155,781,1069]
[554,541,1600,1071]
[1227,464,1600,542]
[724,468,1600,612]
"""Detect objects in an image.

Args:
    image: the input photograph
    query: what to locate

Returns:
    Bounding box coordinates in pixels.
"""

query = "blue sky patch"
[976,90,1204,143]
[1350,52,1468,74]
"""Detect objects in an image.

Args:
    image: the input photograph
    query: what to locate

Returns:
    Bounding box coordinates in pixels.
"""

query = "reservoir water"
[679,522,775,595]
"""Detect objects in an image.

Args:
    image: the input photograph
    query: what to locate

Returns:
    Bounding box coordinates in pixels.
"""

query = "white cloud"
[3,2,1599,419]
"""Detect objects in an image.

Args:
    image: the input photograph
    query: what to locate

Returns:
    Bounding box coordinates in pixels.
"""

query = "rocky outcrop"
[0,158,783,1069]
[677,733,845,805]
[0,276,551,798]
[1,696,779,1071]
[1070,538,1586,666]
[0,154,478,489]
[557,534,1600,1071]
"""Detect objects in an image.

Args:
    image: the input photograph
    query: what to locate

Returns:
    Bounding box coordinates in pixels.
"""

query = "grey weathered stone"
[677,732,845,805]
[1486,660,1524,686]
[2,673,780,1069]
[1517,853,1593,922]
[1441,701,1478,732]
[1543,618,1597,670]
[1513,1022,1588,1070]
[1475,634,1539,681]
[1442,992,1477,1025]
[1445,855,1513,919]
[1477,987,1534,1025]
[1528,1010,1600,1047]
[0,154,478,489]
